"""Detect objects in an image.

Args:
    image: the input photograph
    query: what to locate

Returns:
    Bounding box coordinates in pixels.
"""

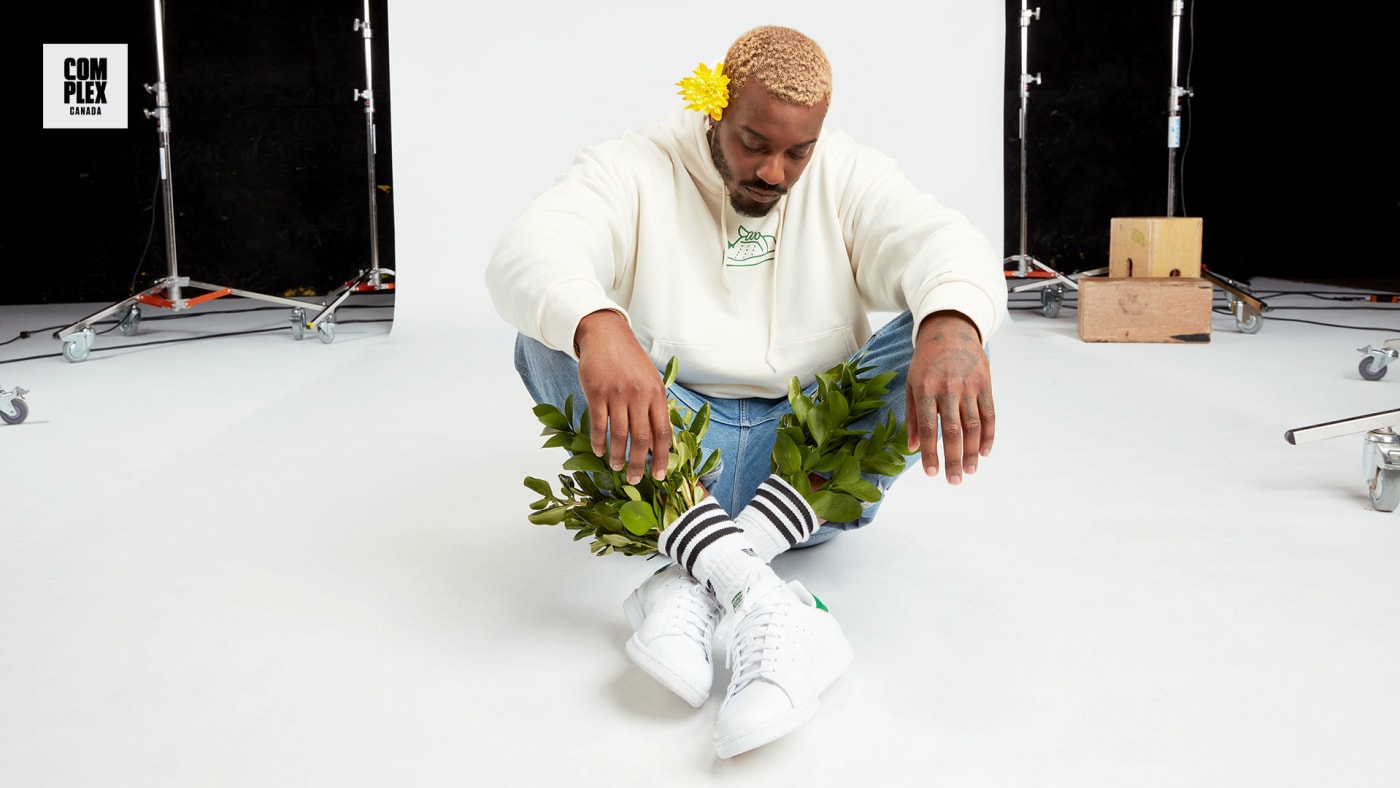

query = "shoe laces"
[669,581,722,648]
[725,596,788,693]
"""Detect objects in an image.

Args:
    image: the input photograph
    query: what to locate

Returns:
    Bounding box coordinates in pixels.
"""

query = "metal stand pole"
[1003,2,1100,319]
[1166,0,1193,217]
[52,0,330,362]
[1005,1,1042,280]
[312,0,395,326]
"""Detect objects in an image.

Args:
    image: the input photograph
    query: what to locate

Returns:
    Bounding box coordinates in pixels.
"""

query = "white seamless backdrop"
[386,0,1003,332]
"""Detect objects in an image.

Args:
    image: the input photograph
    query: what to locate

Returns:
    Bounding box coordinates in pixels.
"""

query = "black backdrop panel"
[29,1,393,306]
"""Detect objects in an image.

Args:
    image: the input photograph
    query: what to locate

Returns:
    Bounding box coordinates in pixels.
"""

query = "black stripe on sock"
[674,512,732,568]
[663,501,730,567]
[765,476,816,536]
[683,525,743,577]
[659,499,721,554]
[749,492,799,546]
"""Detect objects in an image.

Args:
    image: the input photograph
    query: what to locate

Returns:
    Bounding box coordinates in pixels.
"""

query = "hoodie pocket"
[649,324,858,396]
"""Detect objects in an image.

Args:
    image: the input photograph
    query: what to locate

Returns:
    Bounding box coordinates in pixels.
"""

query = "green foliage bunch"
[771,357,912,523]
[522,359,720,557]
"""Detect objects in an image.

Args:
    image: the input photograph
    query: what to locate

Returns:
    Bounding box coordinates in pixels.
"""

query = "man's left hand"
[905,311,996,484]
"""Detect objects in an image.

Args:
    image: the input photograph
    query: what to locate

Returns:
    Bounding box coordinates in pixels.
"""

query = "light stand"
[1161,0,1268,332]
[1005,1,1042,278]
[306,0,394,330]
[53,0,331,362]
[1003,2,1096,318]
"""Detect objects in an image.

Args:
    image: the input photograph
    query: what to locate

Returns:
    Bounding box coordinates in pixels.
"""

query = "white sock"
[659,498,780,612]
[734,475,819,563]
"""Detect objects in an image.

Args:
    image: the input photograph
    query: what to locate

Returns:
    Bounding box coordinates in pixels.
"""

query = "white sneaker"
[713,580,853,758]
[623,564,724,708]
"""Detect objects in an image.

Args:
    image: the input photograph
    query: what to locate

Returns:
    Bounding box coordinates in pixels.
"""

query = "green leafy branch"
[522,358,721,557]
[770,357,913,522]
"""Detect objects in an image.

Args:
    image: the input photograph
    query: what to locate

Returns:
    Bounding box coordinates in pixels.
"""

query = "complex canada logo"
[43,44,128,129]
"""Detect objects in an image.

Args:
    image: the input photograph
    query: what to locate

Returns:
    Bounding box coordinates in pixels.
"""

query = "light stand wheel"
[1041,286,1063,318]
[1,398,27,425]
[290,308,307,341]
[1232,300,1263,334]
[63,329,96,363]
[1370,467,1400,512]
[1363,429,1400,512]
[1359,356,1388,381]
[118,305,142,336]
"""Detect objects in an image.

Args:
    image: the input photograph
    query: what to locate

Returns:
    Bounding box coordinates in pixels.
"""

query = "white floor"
[2,282,1397,787]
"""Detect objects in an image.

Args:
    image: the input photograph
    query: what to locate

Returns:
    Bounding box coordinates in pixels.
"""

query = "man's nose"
[756,154,785,186]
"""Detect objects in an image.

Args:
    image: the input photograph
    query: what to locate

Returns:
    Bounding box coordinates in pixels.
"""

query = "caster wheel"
[1041,287,1062,319]
[1359,356,1388,381]
[0,398,26,425]
[317,322,336,344]
[62,329,95,363]
[118,306,142,337]
[1370,467,1400,512]
[1236,311,1262,334]
[290,308,306,341]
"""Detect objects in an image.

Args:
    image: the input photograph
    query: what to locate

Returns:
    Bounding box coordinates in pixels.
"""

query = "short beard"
[709,125,782,218]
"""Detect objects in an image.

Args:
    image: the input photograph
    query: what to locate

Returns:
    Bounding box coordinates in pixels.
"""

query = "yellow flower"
[676,62,729,122]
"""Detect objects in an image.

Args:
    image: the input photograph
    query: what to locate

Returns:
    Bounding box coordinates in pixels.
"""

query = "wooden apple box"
[1078,277,1213,343]
[1109,217,1202,278]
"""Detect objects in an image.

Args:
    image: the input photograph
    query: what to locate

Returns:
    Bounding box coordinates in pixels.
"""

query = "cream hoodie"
[486,107,1007,398]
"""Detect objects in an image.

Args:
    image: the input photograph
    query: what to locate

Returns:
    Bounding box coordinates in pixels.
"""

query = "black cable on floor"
[0,318,394,366]
[1209,309,1400,333]
[0,301,394,348]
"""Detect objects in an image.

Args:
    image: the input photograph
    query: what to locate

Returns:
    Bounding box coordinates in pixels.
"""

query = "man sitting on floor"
[487,25,1007,757]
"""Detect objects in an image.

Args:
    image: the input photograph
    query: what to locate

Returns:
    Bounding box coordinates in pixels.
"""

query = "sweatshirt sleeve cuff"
[538,279,630,360]
[911,281,1002,346]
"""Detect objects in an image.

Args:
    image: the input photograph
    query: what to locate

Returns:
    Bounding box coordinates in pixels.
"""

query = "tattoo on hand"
[925,346,981,377]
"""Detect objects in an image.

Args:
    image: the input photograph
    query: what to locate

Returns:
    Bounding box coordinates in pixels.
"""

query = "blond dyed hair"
[723,26,832,108]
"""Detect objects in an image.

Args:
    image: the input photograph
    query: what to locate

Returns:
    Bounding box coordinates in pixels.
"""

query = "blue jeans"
[513,313,918,547]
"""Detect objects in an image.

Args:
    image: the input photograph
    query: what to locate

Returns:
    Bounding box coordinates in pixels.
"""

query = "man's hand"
[905,311,996,485]
[574,309,672,484]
